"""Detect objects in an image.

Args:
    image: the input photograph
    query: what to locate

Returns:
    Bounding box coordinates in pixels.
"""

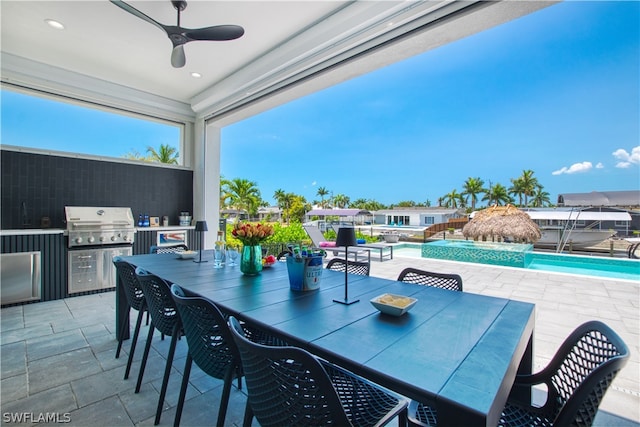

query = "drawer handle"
[77,256,93,259]
[78,266,93,269]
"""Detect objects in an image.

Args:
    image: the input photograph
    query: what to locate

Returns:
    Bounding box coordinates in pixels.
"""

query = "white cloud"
[552,161,593,175]
[311,181,317,186]
[613,145,640,168]
[595,162,604,169]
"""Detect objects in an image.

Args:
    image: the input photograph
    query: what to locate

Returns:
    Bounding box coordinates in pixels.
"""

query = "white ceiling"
[1,1,554,124]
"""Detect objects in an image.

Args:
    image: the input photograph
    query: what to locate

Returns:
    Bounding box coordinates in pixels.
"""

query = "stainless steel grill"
[65,206,135,248]
[65,207,135,294]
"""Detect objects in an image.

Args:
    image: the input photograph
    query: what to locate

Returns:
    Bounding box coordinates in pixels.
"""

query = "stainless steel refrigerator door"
[1,252,41,305]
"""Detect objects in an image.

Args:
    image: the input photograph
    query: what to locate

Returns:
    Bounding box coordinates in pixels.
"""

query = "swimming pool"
[393,241,640,281]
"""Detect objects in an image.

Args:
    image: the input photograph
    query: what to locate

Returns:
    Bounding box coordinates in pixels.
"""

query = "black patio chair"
[498,320,629,427]
[169,284,243,427]
[396,267,463,292]
[149,244,189,254]
[227,315,409,427]
[326,257,370,276]
[407,321,630,427]
[134,268,183,425]
[113,258,148,380]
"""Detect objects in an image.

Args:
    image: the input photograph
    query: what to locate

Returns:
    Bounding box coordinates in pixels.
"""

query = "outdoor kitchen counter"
[135,225,194,231]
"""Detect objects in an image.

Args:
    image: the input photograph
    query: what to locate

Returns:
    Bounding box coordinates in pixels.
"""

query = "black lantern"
[333,227,359,305]
[194,220,208,263]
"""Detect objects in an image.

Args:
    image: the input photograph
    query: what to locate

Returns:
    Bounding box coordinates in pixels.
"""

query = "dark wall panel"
[1,150,193,229]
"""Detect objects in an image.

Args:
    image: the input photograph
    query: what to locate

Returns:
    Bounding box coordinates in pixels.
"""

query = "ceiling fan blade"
[110,0,243,68]
[184,25,245,41]
[171,45,186,68]
[109,1,168,34]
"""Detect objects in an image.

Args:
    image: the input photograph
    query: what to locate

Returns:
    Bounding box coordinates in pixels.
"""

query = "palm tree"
[443,189,461,208]
[273,189,292,223]
[224,178,262,217]
[482,183,512,206]
[273,189,286,207]
[530,185,551,207]
[220,176,232,208]
[508,178,526,206]
[316,187,330,208]
[457,193,467,209]
[462,177,485,210]
[333,194,350,208]
[351,198,385,211]
[146,144,179,164]
[350,198,369,209]
[281,192,296,224]
[517,170,539,207]
[122,149,148,161]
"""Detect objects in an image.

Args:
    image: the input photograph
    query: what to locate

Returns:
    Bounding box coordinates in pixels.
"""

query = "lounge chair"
[329,224,394,262]
[302,224,371,263]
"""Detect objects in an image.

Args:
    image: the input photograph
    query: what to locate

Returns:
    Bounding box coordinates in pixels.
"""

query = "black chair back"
[113,258,146,311]
[543,321,629,426]
[133,268,184,424]
[397,267,462,292]
[326,258,370,276]
[499,320,629,427]
[170,284,240,380]
[228,316,352,427]
[135,268,180,337]
[170,284,242,427]
[112,257,147,372]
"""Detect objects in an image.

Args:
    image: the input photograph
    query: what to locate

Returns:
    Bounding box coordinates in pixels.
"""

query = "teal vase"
[240,245,263,276]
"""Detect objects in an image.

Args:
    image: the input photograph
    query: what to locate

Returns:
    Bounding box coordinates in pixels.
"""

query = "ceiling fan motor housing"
[171,1,187,12]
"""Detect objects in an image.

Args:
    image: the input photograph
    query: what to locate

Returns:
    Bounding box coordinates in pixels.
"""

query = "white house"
[373,207,464,227]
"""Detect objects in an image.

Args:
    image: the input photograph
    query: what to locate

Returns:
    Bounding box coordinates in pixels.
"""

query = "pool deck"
[368,251,639,425]
[1,252,638,426]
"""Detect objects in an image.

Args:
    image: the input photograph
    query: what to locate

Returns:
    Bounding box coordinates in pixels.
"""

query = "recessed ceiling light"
[45,19,65,30]
[191,72,202,78]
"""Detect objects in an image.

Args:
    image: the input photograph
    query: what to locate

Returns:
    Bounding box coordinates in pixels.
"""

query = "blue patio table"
[116,251,535,427]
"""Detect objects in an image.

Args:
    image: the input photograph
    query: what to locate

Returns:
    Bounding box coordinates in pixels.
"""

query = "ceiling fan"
[110,0,244,68]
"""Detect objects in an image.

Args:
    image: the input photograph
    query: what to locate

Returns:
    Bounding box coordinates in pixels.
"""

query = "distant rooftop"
[558,191,640,207]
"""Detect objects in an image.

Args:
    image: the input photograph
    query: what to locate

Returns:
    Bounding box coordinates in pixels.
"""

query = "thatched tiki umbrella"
[463,204,541,243]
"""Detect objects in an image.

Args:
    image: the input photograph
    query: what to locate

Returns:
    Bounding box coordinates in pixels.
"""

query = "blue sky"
[222,1,639,206]
[2,1,639,207]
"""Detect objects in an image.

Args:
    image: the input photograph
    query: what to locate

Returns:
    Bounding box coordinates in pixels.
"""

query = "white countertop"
[1,225,195,236]
[136,226,195,231]
[0,228,65,236]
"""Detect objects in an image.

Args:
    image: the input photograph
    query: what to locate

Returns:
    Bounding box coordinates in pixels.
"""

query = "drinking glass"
[213,247,224,269]
[227,246,239,267]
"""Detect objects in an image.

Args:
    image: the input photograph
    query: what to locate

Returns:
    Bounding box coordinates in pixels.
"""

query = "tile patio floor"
[1,252,638,426]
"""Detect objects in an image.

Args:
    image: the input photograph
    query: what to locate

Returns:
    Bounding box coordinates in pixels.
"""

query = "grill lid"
[65,207,134,229]
[65,207,135,247]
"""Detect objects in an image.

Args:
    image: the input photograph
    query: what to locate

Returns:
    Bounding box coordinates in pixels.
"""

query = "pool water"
[393,242,640,281]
